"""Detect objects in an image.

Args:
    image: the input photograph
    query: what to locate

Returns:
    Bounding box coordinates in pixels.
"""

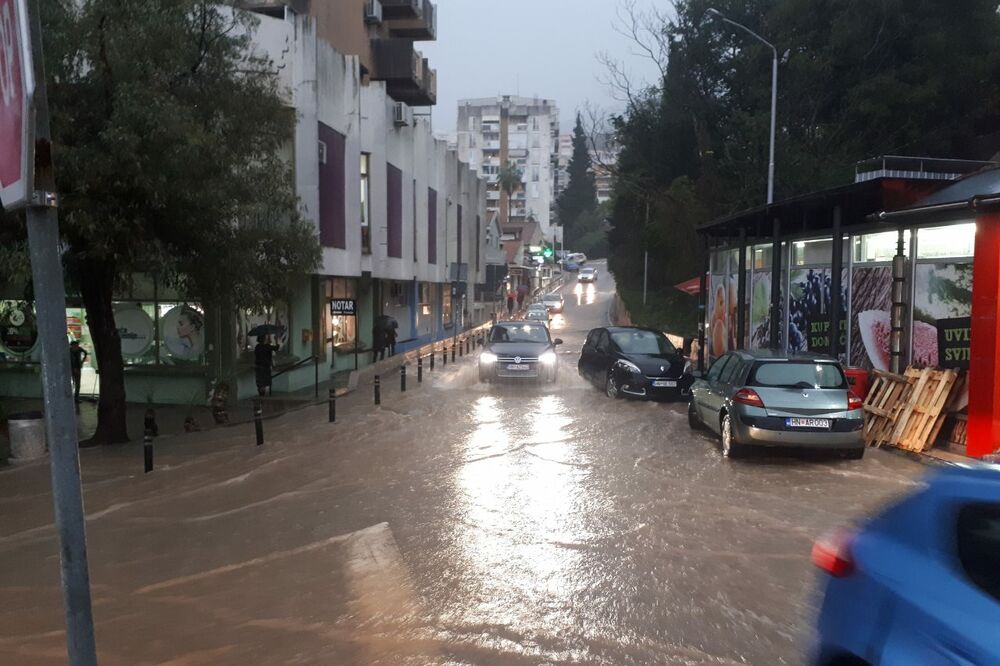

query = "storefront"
[698,159,996,456]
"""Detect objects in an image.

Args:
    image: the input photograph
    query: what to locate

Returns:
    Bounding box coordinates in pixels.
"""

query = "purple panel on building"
[428,187,437,264]
[318,123,346,249]
[387,163,403,258]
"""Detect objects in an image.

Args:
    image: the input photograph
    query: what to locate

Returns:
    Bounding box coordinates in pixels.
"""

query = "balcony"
[483,140,500,151]
[386,0,437,40]
[486,190,500,201]
[381,0,420,19]
[371,39,437,106]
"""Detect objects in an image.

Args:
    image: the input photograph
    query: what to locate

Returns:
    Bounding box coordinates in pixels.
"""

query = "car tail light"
[811,528,855,577]
[848,392,864,411]
[733,388,765,408]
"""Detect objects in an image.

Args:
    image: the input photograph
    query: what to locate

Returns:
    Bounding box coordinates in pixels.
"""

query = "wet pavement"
[0,261,926,665]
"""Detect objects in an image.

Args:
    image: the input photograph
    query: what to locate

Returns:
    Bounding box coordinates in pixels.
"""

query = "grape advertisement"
[912,262,973,368]
[787,268,847,355]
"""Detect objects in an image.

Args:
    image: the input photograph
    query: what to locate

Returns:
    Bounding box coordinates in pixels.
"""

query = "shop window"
[239,303,290,355]
[326,278,357,350]
[791,238,838,267]
[442,288,453,327]
[115,302,158,366]
[158,303,206,365]
[917,223,975,259]
[853,230,911,264]
[0,300,38,362]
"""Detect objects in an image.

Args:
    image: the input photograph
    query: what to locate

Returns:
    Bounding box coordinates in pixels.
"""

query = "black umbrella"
[248,324,285,338]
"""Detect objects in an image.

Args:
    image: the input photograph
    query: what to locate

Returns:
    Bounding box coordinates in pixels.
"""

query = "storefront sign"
[0,300,36,353]
[936,316,971,368]
[330,299,357,316]
[112,305,154,358]
[161,305,205,361]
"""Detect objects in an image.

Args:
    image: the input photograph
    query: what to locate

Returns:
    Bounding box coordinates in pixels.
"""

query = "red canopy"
[674,276,702,295]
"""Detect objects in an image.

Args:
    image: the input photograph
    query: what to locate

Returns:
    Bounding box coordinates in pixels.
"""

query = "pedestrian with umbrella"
[250,324,283,397]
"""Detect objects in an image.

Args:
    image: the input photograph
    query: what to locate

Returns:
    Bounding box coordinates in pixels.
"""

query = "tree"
[34,0,319,444]
[497,161,522,196]
[557,114,598,241]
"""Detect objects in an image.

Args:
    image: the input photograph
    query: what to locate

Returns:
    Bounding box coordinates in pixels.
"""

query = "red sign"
[0,0,32,210]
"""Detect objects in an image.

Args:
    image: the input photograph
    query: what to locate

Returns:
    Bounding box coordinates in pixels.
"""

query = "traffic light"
[542,246,553,259]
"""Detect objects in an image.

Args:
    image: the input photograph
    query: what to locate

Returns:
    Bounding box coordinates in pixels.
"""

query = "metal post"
[459,339,464,357]
[328,388,336,423]
[767,51,777,205]
[23,2,97,661]
[769,218,782,350]
[736,229,747,349]
[890,228,907,374]
[314,356,319,398]
[443,347,447,366]
[143,430,153,474]
[830,207,844,359]
[254,400,264,446]
[451,345,456,362]
[417,356,423,383]
[430,349,435,371]
[643,250,649,306]
[400,364,407,392]
[374,374,381,405]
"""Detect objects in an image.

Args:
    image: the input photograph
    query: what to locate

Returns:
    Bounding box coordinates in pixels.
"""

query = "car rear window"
[957,503,1000,602]
[748,361,846,389]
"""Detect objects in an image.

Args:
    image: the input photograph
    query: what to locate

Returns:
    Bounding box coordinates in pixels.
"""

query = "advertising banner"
[851,266,893,370]
[787,268,847,355]
[112,305,154,358]
[912,262,973,368]
[161,305,205,361]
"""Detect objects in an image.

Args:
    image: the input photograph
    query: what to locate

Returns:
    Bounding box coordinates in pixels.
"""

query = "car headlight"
[539,351,557,365]
[617,359,641,374]
[480,352,498,364]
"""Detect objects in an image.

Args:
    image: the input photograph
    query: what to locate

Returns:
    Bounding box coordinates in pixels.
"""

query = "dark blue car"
[811,465,1000,665]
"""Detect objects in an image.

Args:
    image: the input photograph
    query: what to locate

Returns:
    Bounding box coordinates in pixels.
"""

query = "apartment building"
[554,131,619,204]
[455,96,560,241]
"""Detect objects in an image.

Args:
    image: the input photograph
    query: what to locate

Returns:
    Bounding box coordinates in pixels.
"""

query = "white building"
[555,131,619,205]
[455,96,560,240]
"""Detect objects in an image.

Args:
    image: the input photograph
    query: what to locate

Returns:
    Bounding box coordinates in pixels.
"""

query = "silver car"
[688,350,864,459]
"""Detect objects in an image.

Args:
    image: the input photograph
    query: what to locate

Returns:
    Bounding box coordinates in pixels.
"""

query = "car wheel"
[720,413,739,458]
[605,373,621,399]
[479,371,491,384]
[688,402,702,430]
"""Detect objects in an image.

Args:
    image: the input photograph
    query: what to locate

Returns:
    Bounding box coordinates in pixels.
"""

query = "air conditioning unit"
[392,102,413,127]
[364,0,383,24]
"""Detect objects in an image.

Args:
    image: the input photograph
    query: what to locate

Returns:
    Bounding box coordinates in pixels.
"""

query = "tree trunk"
[78,257,129,444]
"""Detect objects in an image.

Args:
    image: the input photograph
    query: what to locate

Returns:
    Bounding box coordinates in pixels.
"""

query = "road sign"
[0,0,33,210]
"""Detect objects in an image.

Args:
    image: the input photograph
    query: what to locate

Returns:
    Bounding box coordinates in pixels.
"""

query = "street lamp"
[706,8,779,205]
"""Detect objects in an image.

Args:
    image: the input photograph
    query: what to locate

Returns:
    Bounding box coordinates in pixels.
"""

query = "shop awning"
[674,277,702,295]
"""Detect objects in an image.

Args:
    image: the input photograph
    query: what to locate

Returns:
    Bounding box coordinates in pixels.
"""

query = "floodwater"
[0,261,925,665]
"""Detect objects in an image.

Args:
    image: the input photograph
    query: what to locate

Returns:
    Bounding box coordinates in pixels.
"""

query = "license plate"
[506,364,530,371]
[652,380,677,388]
[786,418,831,429]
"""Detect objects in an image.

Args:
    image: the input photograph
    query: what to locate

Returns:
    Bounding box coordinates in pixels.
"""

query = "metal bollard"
[254,399,264,447]
[400,364,407,392]
[451,344,456,362]
[459,339,464,357]
[443,347,447,366]
[430,349,435,371]
[143,429,153,473]
[328,388,336,423]
[374,374,381,405]
[466,338,471,354]
[418,356,423,383]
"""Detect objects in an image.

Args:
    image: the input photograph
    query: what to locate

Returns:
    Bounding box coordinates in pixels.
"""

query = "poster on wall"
[707,274,733,359]
[113,305,155,358]
[787,269,847,355]
[161,305,205,361]
[851,267,892,370]
[749,272,772,349]
[912,263,973,368]
[0,301,38,355]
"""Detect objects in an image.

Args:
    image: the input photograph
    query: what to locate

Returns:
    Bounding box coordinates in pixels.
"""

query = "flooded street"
[0,262,926,665]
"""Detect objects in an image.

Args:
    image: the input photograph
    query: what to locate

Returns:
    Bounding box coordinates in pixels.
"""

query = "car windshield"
[610,330,676,355]
[490,323,550,343]
[526,312,547,320]
[748,362,846,389]
[543,294,560,301]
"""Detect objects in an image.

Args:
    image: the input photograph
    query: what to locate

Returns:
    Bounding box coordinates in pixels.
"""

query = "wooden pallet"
[948,413,969,447]
[863,370,912,447]
[891,368,959,452]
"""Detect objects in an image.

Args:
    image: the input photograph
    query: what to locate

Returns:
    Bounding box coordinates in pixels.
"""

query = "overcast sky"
[421,0,663,136]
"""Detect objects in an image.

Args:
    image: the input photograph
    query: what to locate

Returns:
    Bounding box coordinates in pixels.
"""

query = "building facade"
[455,96,560,240]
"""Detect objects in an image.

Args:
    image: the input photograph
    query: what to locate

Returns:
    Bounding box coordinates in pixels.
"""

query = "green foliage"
[619,288,699,338]
[557,114,598,239]
[609,0,1000,307]
[497,161,522,196]
[41,0,319,304]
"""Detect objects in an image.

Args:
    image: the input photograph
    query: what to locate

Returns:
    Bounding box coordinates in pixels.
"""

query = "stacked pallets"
[862,367,961,452]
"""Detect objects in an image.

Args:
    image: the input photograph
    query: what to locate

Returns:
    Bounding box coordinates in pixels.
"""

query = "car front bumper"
[620,374,695,401]
[480,360,557,382]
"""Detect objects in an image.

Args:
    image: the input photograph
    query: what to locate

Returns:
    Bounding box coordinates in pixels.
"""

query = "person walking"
[254,335,280,397]
[385,318,398,357]
[371,323,386,363]
[69,340,88,402]
[506,290,516,317]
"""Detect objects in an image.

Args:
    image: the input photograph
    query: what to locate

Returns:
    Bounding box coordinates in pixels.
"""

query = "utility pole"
[642,200,650,305]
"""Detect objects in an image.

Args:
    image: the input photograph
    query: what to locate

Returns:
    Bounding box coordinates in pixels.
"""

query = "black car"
[578,326,694,400]
[479,321,563,383]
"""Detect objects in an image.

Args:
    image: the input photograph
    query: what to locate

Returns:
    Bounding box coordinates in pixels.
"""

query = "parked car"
[479,321,562,383]
[524,309,551,326]
[525,303,547,315]
[562,261,580,272]
[542,293,564,313]
[568,252,587,265]
[578,267,597,283]
[688,350,865,458]
[811,464,1000,665]
[578,326,694,400]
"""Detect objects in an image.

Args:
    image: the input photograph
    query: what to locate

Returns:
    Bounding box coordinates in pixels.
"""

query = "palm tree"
[497,161,522,196]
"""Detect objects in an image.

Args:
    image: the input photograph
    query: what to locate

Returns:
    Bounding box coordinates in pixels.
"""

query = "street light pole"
[706,8,778,204]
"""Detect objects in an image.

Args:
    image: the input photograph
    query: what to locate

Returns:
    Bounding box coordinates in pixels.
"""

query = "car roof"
[543,293,561,298]
[605,326,666,335]
[729,349,840,362]
[495,320,545,326]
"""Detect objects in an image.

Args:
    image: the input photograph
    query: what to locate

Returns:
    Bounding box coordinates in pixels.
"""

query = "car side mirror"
[553,338,564,345]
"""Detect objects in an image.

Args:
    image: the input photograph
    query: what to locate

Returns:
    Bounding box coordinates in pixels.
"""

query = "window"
[957,503,1000,602]
[531,117,539,130]
[489,322,550,343]
[326,278,357,349]
[530,183,539,198]
[853,230,910,264]
[442,288,453,326]
[719,355,743,384]
[595,330,611,354]
[749,361,846,389]
[531,167,539,182]
[360,153,371,254]
[610,330,676,355]
[707,354,731,381]
[918,223,975,259]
